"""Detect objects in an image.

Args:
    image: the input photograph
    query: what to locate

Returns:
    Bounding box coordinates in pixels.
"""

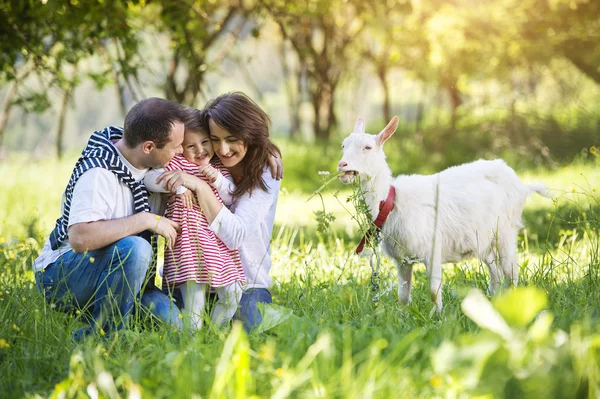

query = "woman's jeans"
[35,236,154,333]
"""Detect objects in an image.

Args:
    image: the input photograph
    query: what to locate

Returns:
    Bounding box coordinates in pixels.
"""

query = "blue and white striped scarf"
[49,126,149,250]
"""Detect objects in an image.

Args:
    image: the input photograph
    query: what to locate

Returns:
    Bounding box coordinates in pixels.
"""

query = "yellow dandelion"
[547,213,551,217]
[0,237,4,243]
[430,375,443,388]
[12,324,19,331]
[8,252,15,260]
[553,201,557,207]
[172,329,177,333]
[100,328,106,336]
[275,368,284,377]
[0,339,10,349]
[89,257,95,263]
[178,313,183,319]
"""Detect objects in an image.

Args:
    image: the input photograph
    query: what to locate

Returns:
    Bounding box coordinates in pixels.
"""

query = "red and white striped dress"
[161,156,245,288]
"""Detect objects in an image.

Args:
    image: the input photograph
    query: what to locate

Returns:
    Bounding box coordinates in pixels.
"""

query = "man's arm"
[69,212,180,253]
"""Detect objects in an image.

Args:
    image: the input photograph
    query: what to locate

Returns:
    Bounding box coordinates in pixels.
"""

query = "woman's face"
[209,119,248,168]
[182,129,213,166]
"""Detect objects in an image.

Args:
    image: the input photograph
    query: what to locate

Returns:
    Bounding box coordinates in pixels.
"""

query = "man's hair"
[123,98,187,149]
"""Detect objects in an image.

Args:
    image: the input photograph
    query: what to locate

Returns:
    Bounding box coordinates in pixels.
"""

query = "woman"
[156,92,282,331]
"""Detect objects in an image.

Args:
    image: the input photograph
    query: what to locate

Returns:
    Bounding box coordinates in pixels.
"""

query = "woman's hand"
[155,170,201,193]
[268,153,283,180]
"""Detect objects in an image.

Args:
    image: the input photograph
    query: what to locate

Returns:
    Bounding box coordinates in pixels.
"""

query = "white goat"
[337,116,551,312]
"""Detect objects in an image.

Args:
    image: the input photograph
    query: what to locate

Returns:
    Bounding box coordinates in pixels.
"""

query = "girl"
[156,92,282,332]
[144,108,244,330]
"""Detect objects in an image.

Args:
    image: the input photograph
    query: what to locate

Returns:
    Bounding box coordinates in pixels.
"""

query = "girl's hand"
[155,170,200,193]
[198,164,219,183]
[178,189,196,209]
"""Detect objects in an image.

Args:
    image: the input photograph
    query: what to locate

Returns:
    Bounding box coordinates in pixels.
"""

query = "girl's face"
[209,119,248,168]
[182,129,213,166]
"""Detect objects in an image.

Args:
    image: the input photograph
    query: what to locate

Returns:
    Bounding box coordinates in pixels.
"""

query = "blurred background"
[0,0,599,189]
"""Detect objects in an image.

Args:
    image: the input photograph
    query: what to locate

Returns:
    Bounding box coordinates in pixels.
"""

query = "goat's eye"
[364,146,372,151]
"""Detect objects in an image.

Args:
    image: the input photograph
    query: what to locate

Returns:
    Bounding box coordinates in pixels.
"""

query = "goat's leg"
[484,250,501,295]
[499,232,519,287]
[395,260,413,305]
[426,245,443,313]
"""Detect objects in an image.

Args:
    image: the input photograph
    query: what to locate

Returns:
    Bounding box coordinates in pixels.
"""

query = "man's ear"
[141,141,155,155]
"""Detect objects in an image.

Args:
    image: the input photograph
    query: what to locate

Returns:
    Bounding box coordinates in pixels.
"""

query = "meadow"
[1,145,600,398]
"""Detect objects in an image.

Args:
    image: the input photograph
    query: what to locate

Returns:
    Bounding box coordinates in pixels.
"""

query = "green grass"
[1,154,600,398]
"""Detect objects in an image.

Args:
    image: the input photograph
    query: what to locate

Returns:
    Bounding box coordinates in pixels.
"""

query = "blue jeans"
[140,288,183,330]
[235,288,272,332]
[36,236,152,334]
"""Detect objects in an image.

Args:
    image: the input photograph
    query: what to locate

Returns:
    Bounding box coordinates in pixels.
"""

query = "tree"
[506,0,600,85]
[263,0,364,141]
[149,0,250,106]
[359,0,412,123]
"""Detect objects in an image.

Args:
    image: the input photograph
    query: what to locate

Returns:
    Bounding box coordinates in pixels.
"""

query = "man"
[33,97,186,340]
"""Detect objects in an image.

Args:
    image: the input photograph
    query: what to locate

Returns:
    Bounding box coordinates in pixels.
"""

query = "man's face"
[148,121,185,168]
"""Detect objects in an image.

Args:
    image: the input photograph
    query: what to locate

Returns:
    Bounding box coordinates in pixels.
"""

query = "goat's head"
[337,116,399,184]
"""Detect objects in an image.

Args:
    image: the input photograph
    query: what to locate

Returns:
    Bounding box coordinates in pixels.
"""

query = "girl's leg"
[212,282,243,326]
[179,281,206,331]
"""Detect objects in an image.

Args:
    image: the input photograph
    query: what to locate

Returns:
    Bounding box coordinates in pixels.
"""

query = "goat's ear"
[376,116,399,146]
[353,118,366,134]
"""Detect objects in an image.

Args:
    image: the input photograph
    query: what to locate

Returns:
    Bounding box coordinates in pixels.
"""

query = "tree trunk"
[0,80,18,151]
[415,84,424,133]
[279,41,302,138]
[446,83,462,129]
[312,81,335,142]
[563,50,600,85]
[56,70,78,159]
[377,67,391,123]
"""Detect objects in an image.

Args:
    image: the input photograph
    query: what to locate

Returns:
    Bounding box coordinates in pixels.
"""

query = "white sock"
[179,281,206,331]
[211,282,243,326]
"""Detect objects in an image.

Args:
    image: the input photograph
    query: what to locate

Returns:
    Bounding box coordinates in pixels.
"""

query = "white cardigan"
[209,168,280,289]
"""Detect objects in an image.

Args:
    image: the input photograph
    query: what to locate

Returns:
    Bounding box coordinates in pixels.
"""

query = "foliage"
[1,157,600,397]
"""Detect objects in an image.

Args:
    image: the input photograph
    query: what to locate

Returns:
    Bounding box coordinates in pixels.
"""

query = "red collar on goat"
[356,185,396,255]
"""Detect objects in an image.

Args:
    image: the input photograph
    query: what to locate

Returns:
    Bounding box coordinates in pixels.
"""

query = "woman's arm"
[155,169,279,249]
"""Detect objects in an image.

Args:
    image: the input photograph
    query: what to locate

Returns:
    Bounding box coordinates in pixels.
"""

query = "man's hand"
[198,164,219,183]
[147,213,180,249]
[156,170,200,193]
[267,154,283,180]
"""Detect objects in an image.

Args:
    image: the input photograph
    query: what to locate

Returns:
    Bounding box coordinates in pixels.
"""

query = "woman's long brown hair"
[202,92,281,199]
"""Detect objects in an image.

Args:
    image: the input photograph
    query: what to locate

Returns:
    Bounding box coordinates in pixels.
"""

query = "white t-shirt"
[33,150,148,272]
[209,168,280,289]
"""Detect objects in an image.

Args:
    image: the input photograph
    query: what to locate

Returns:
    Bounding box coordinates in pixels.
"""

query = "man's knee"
[114,236,153,276]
